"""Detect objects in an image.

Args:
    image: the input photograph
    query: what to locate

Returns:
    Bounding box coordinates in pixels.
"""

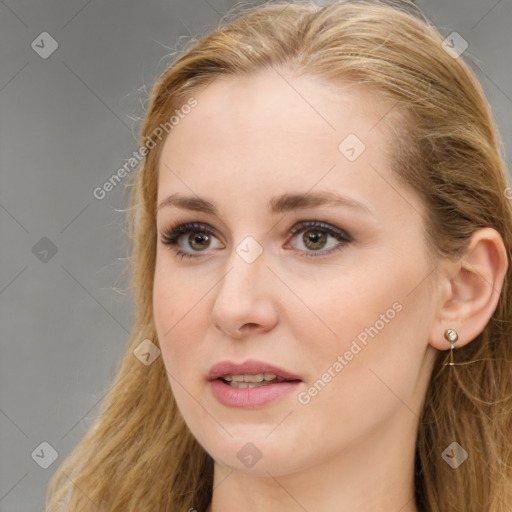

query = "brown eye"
[286,220,352,258]
[186,232,210,251]
[301,230,328,251]
[160,222,221,259]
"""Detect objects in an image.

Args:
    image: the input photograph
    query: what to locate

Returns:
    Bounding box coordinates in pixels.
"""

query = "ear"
[428,227,509,351]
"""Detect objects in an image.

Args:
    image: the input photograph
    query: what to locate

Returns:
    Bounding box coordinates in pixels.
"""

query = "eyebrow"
[156,191,374,217]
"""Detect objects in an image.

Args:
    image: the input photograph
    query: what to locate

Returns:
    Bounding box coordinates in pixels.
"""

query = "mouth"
[207,359,303,407]
[217,373,301,389]
[207,359,302,383]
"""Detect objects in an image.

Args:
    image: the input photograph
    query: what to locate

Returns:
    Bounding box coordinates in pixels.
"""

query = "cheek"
[288,270,384,357]
[153,269,190,361]
[289,266,419,398]
[152,260,200,332]
[152,267,213,377]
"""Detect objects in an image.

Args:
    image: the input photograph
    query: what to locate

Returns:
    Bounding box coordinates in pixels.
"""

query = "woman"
[46,0,512,511]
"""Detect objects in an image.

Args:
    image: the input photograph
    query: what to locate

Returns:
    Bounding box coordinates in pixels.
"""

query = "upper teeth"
[222,373,285,382]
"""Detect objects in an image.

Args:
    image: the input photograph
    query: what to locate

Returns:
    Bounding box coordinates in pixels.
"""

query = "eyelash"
[159,220,352,261]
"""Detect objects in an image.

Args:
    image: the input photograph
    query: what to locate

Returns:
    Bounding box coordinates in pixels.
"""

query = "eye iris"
[303,230,326,250]
[189,232,210,251]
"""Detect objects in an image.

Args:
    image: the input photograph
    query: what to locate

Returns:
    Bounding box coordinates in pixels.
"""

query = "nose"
[209,243,279,339]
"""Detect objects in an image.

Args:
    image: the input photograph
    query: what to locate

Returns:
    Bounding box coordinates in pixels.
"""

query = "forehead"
[156,69,421,224]
[162,69,389,155]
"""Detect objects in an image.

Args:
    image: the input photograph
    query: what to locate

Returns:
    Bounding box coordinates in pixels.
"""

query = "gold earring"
[444,328,458,366]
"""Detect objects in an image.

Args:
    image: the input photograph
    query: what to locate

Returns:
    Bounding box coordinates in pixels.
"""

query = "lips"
[207,359,303,408]
[207,359,302,382]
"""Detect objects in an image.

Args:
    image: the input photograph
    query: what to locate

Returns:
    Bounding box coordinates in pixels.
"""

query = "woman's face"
[153,69,441,476]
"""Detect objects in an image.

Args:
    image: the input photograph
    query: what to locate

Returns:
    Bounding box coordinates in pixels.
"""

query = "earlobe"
[428,227,509,352]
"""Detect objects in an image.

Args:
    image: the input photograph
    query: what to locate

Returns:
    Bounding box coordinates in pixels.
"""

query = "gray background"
[0,1,510,511]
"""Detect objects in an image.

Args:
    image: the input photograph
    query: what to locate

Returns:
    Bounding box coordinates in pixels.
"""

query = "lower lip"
[209,379,301,408]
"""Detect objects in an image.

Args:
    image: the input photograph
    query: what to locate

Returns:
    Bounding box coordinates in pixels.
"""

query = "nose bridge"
[216,234,267,302]
[210,235,277,334]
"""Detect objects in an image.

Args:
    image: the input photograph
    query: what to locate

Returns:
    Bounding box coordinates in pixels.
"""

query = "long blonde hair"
[46,1,512,510]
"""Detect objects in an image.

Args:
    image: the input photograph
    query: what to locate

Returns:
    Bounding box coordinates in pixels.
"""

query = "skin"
[152,68,508,512]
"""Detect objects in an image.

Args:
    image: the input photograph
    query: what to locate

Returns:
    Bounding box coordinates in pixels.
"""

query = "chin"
[202,433,309,477]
